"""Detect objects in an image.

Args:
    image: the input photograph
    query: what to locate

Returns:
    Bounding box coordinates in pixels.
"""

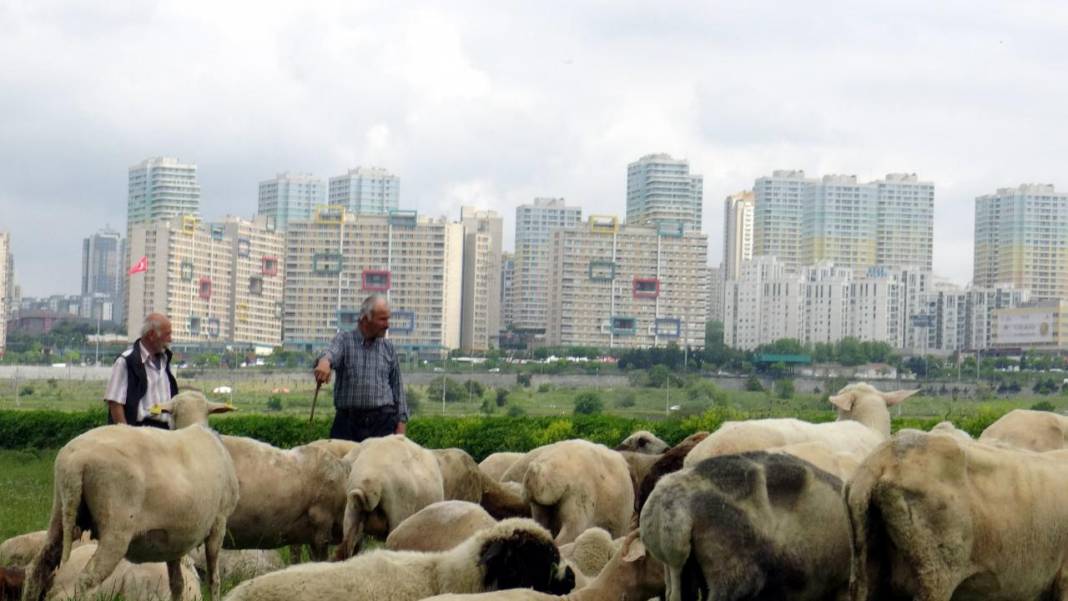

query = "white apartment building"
[546,217,708,349]
[500,252,515,328]
[992,300,1068,350]
[258,172,325,231]
[724,257,804,350]
[328,167,399,215]
[224,215,285,348]
[511,198,582,334]
[755,171,934,272]
[802,262,852,345]
[283,208,464,356]
[626,154,704,229]
[708,265,724,323]
[127,157,200,229]
[974,184,1068,301]
[126,216,283,347]
[723,191,754,280]
[0,232,9,355]
[460,207,503,352]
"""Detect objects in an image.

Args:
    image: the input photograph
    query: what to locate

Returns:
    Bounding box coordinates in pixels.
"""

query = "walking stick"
[309,381,322,424]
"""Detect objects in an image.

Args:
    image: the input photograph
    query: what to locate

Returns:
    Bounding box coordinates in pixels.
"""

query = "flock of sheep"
[2,382,1068,600]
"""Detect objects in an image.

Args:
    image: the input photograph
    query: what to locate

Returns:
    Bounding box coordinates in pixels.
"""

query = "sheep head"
[152,391,234,429]
[477,519,574,594]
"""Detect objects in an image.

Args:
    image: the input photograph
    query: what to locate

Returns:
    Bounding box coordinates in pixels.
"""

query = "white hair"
[360,294,388,320]
[141,314,169,338]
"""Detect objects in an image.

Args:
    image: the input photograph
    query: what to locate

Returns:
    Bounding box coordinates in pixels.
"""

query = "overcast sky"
[3,0,1068,296]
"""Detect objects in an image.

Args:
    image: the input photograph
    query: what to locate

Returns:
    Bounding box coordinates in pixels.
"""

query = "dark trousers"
[330,406,399,442]
[135,419,171,430]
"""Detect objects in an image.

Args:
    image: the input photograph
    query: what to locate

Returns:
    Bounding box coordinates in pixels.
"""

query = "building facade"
[81,228,124,323]
[0,232,8,355]
[708,265,724,323]
[546,217,708,349]
[327,167,399,215]
[723,191,754,280]
[511,198,582,334]
[974,184,1068,301]
[755,171,933,272]
[282,208,464,356]
[126,216,283,347]
[459,207,503,352]
[500,252,515,328]
[127,157,200,230]
[626,154,703,229]
[258,172,325,231]
[992,300,1068,350]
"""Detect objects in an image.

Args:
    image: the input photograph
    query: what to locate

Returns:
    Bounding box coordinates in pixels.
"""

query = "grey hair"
[360,294,388,320]
[141,313,169,337]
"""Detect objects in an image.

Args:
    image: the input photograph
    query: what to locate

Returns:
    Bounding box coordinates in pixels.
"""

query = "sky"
[3,0,1068,296]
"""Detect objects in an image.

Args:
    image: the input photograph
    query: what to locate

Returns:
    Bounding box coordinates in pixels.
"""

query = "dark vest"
[108,339,179,425]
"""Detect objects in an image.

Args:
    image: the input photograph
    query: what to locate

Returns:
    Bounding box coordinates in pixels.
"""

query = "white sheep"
[335,434,445,559]
[684,382,918,467]
[220,435,349,560]
[417,530,664,601]
[21,391,240,601]
[302,438,361,459]
[522,440,635,544]
[187,547,285,582]
[433,448,485,503]
[385,501,497,552]
[558,527,618,580]
[45,543,200,601]
[0,532,90,568]
[479,452,525,481]
[223,518,576,601]
[614,430,669,455]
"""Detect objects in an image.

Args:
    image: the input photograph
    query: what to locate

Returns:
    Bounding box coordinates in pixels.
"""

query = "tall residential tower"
[328,167,399,215]
[258,172,325,230]
[510,198,582,335]
[626,154,703,229]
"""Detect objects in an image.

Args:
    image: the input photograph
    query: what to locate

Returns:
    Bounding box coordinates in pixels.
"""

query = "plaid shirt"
[320,328,408,421]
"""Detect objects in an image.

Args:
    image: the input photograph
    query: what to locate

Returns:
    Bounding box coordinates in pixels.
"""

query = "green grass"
[0,448,56,541]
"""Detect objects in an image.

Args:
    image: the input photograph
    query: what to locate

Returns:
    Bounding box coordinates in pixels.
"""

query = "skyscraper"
[258,173,325,231]
[754,171,933,272]
[974,184,1068,301]
[511,198,582,335]
[328,167,399,215]
[723,191,754,280]
[127,157,200,229]
[81,227,124,323]
[0,232,9,356]
[626,154,703,229]
[459,207,503,351]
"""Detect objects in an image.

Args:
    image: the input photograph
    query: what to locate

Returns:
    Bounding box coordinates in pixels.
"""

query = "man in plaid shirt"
[314,294,408,441]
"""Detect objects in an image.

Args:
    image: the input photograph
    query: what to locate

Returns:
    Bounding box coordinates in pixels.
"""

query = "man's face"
[361,303,390,338]
[145,322,173,353]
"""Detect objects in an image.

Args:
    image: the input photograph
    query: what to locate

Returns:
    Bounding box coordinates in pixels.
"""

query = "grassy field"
[0,448,56,542]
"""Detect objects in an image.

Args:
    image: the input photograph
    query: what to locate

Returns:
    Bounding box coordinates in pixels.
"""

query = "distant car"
[212,386,233,394]
[488,368,500,373]
[433,367,443,372]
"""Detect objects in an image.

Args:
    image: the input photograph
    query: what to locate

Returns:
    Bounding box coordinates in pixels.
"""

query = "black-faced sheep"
[20,391,239,601]
[223,518,575,601]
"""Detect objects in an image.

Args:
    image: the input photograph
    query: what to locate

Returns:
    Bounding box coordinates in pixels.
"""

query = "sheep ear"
[207,401,235,414]
[827,393,854,412]
[882,389,919,406]
[621,534,646,562]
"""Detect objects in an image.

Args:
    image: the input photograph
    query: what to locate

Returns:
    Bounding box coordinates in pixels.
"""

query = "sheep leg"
[287,544,304,564]
[73,531,129,597]
[204,516,227,601]
[309,542,329,562]
[21,520,63,601]
[665,565,682,601]
[335,504,365,561]
[166,559,184,601]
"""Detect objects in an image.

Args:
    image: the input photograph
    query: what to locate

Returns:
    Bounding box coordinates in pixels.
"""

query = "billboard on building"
[996,310,1056,345]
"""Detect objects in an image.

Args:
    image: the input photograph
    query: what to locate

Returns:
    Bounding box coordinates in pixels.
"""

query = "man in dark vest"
[104,312,177,429]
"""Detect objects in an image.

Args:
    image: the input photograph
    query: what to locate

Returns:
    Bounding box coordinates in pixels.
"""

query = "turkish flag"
[128,255,148,275]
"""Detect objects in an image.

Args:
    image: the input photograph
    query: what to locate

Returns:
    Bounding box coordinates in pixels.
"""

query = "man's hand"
[107,400,127,425]
[395,421,407,435]
[314,358,332,385]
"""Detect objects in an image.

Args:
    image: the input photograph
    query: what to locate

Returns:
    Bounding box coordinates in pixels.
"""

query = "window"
[249,276,263,296]
[262,256,278,276]
[362,269,391,291]
[237,238,251,258]
[199,277,212,300]
[180,260,194,281]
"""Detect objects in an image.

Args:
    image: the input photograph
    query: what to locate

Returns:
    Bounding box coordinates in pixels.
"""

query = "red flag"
[128,255,148,275]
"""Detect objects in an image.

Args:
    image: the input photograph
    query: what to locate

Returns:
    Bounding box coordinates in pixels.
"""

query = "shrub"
[406,385,424,414]
[463,379,486,398]
[573,391,604,415]
[506,405,527,417]
[744,375,764,392]
[265,396,283,412]
[429,377,467,403]
[19,386,34,397]
[616,391,637,408]
[774,379,795,400]
[495,388,509,407]
[517,373,532,387]
[479,398,496,415]
[1031,400,1056,412]
[537,383,553,393]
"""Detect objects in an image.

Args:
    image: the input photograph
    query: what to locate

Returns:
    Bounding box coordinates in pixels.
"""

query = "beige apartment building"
[0,232,9,355]
[460,207,503,352]
[127,215,283,347]
[282,208,465,356]
[546,217,708,349]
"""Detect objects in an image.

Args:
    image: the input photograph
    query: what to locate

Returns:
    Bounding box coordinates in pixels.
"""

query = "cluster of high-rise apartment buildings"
[3,154,1068,358]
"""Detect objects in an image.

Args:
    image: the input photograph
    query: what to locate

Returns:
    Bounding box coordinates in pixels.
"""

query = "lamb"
[45,543,200,601]
[522,440,634,544]
[385,501,497,552]
[642,452,851,601]
[614,430,669,455]
[335,434,444,559]
[557,527,618,580]
[223,518,575,601]
[188,547,285,581]
[979,408,1068,450]
[0,533,90,569]
[433,448,485,503]
[417,530,664,601]
[219,435,349,560]
[479,452,524,481]
[684,382,918,467]
[20,391,240,601]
